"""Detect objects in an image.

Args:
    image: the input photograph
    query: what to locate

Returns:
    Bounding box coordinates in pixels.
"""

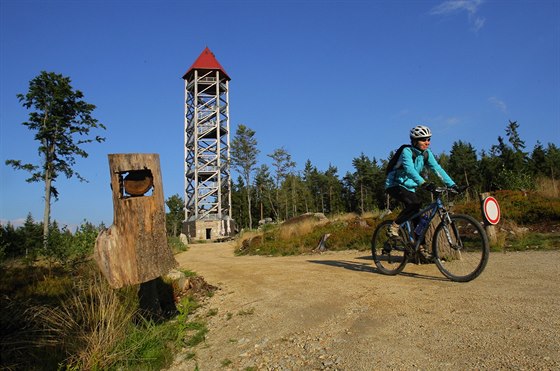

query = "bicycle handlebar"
[433,185,469,195]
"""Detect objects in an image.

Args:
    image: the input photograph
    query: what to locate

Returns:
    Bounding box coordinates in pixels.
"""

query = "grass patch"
[235,213,378,256]
[235,207,559,256]
[1,260,211,370]
[168,235,188,254]
[184,321,208,347]
[222,359,233,367]
[501,232,560,251]
[180,269,198,277]
[237,307,255,316]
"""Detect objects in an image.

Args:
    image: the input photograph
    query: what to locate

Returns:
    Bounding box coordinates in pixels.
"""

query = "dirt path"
[170,243,559,370]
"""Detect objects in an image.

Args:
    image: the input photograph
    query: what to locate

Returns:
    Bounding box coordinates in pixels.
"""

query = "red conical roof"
[182,47,230,80]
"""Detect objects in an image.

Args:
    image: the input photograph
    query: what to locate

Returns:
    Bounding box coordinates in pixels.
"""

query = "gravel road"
[169,243,559,370]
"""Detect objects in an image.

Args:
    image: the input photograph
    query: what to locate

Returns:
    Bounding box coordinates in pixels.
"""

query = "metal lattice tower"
[182,48,233,239]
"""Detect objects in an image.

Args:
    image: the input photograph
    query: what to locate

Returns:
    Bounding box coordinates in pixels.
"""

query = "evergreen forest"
[229,120,559,229]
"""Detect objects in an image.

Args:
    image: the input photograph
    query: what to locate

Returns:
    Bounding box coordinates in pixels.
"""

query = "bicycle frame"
[398,191,450,251]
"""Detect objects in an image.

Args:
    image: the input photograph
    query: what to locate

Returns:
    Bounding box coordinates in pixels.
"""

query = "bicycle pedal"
[382,243,392,255]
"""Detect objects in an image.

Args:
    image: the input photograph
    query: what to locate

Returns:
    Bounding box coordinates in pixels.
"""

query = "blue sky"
[1,0,559,228]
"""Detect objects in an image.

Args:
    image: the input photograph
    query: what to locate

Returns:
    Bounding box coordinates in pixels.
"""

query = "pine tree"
[231,124,259,228]
[5,72,106,249]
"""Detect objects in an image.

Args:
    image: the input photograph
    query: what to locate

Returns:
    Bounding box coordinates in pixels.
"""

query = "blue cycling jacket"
[385,146,455,192]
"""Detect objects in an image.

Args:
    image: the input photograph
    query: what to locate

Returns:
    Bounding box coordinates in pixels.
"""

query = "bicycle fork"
[438,211,464,254]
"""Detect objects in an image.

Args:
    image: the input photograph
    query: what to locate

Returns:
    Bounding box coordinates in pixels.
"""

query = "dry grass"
[331,211,381,222]
[27,272,139,369]
[330,212,360,222]
[535,177,559,198]
[235,229,263,250]
[278,218,317,240]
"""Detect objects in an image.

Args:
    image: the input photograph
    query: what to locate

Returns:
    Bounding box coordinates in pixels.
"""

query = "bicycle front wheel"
[371,220,408,275]
[432,214,489,282]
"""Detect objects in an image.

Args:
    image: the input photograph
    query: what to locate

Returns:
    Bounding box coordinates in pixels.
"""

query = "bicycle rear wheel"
[371,220,408,275]
[432,214,489,282]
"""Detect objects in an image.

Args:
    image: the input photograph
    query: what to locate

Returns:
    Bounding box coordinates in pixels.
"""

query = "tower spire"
[182,47,230,80]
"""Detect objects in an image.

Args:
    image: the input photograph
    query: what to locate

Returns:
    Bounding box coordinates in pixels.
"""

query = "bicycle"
[371,186,489,282]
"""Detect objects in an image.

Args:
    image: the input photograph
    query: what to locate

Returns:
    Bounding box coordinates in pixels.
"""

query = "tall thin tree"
[231,124,259,229]
[268,147,296,220]
[5,71,106,249]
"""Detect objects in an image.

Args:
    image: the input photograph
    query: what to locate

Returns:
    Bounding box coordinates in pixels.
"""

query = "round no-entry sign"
[483,196,501,225]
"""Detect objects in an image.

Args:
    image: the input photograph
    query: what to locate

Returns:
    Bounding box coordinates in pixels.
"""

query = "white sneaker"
[387,223,400,238]
[419,245,433,263]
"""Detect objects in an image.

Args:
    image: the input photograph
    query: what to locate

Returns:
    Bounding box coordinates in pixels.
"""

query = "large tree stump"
[94,153,178,289]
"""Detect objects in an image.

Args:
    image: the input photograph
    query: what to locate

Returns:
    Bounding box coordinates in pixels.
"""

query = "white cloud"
[472,16,486,32]
[392,109,410,118]
[488,96,508,113]
[430,0,483,15]
[427,115,462,131]
[445,116,461,126]
[430,0,486,32]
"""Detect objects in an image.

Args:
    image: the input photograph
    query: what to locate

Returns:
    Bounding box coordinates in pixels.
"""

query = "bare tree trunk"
[247,190,253,229]
[360,183,364,214]
[284,190,289,220]
[464,169,471,203]
[42,173,51,249]
[42,143,55,250]
[329,186,333,214]
[292,177,297,217]
[245,174,252,229]
[552,166,558,197]
[268,191,279,221]
[275,186,281,220]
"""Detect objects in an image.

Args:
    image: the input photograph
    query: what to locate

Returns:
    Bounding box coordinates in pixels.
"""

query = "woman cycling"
[385,125,457,238]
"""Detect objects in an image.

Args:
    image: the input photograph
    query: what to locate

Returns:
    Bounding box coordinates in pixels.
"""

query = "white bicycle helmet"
[410,125,432,139]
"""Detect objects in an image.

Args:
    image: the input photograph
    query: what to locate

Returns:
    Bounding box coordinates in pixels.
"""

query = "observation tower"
[182,47,234,240]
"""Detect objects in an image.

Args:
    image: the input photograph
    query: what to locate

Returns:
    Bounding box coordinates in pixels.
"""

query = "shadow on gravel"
[309,256,448,282]
[355,255,448,282]
[396,272,448,282]
[307,259,375,273]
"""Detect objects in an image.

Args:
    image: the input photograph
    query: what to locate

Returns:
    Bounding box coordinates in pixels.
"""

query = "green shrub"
[493,169,535,191]
[114,295,203,370]
[168,235,188,254]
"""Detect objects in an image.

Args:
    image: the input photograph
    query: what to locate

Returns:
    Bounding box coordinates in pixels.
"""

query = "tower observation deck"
[182,47,234,240]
